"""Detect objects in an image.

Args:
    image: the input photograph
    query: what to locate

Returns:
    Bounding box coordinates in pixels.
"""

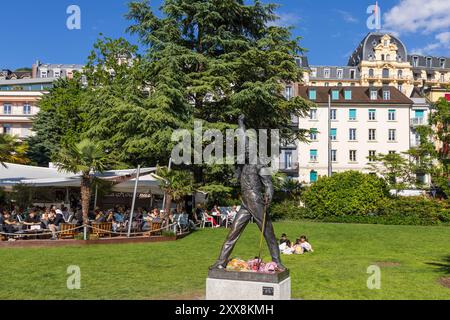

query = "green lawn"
[1,221,449,300]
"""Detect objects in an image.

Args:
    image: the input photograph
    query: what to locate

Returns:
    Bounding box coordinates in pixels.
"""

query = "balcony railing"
[410,117,425,127]
[279,162,299,172]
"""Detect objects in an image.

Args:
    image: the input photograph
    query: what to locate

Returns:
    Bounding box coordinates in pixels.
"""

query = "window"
[349,150,357,162]
[344,90,352,100]
[331,90,339,100]
[285,86,293,100]
[413,56,418,67]
[389,150,396,155]
[3,104,11,115]
[383,90,391,100]
[368,150,376,162]
[295,57,302,67]
[349,109,357,121]
[349,128,357,141]
[331,150,337,162]
[440,59,446,69]
[397,70,403,79]
[384,40,388,47]
[388,109,396,121]
[310,170,318,183]
[427,57,432,68]
[350,69,356,79]
[40,70,48,78]
[324,68,330,79]
[330,109,337,120]
[23,104,31,115]
[369,109,376,121]
[310,150,318,162]
[388,129,396,141]
[309,109,317,120]
[369,69,374,77]
[337,69,343,79]
[370,90,378,100]
[3,124,11,134]
[310,128,318,141]
[382,68,390,78]
[381,54,385,61]
[311,68,317,77]
[330,128,337,141]
[54,70,61,78]
[398,84,403,92]
[369,129,376,141]
[284,151,293,169]
[441,73,445,82]
[309,89,317,100]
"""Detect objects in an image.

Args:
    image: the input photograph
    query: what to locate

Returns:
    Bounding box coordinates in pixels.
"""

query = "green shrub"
[302,171,389,217]
[271,200,312,221]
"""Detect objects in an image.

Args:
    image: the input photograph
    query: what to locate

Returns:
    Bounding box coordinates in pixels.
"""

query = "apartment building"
[0,91,43,139]
[295,86,418,183]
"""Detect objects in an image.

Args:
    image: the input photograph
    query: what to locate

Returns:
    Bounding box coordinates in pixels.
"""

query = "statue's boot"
[209,260,227,270]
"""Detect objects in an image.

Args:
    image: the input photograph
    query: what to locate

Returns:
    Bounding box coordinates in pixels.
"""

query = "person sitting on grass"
[300,235,314,252]
[279,239,294,255]
[279,233,288,245]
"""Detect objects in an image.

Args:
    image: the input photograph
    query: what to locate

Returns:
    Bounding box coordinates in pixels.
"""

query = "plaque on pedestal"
[206,269,291,300]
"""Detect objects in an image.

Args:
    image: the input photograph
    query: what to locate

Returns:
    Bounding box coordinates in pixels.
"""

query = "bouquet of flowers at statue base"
[226,258,279,273]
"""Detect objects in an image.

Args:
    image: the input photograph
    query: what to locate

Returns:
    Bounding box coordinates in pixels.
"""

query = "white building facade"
[295,86,425,184]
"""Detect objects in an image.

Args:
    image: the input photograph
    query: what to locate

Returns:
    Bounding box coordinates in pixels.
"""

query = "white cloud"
[335,10,359,24]
[268,12,301,28]
[383,0,450,34]
[411,31,450,55]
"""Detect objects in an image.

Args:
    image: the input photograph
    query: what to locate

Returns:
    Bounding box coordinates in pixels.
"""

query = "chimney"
[32,60,40,78]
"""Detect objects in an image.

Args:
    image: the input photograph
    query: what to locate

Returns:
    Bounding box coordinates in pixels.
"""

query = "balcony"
[410,117,425,127]
[362,74,411,81]
[279,162,299,174]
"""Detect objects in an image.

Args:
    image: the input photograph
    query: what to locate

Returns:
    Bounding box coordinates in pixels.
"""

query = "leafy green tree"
[0,134,29,167]
[368,152,414,195]
[302,171,389,217]
[27,77,86,166]
[126,0,313,184]
[155,167,194,213]
[54,139,115,224]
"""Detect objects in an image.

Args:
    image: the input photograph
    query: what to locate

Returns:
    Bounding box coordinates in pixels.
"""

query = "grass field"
[1,221,449,300]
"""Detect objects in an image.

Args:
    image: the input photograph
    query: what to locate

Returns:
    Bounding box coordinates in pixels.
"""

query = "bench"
[59,224,77,239]
[91,222,113,238]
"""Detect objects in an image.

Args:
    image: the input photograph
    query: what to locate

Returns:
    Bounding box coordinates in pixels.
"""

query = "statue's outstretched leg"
[252,213,286,271]
[210,207,251,269]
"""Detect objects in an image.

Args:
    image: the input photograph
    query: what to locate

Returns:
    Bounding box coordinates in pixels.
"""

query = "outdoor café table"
[211,213,221,226]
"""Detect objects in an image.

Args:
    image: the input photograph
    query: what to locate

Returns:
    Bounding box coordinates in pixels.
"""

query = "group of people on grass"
[279,233,314,255]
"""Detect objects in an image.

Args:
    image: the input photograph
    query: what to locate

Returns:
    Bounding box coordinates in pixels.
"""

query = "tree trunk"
[164,193,173,217]
[81,175,92,225]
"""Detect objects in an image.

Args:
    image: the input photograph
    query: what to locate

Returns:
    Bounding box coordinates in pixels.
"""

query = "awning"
[0,163,162,194]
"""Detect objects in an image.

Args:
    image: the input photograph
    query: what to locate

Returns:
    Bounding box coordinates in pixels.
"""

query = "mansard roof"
[347,32,408,66]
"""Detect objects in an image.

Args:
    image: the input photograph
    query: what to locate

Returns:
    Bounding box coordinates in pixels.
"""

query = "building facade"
[295,86,422,183]
[306,33,450,103]
[0,91,43,139]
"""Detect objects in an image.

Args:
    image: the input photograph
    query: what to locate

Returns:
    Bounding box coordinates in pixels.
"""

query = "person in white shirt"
[298,235,313,253]
[279,239,294,255]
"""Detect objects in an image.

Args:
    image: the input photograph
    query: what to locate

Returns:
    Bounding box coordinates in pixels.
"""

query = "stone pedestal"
[206,269,291,300]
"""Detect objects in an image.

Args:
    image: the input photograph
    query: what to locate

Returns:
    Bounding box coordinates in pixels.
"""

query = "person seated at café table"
[204,210,220,228]
[23,210,40,228]
[94,210,106,223]
[3,212,19,236]
[48,209,65,240]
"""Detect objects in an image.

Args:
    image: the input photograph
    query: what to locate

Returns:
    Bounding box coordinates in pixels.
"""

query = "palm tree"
[54,139,113,224]
[155,167,194,214]
[0,134,29,167]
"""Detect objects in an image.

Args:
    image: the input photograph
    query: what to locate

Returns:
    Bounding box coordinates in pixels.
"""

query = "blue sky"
[0,0,448,70]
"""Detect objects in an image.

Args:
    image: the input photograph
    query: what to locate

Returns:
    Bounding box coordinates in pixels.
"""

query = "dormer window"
[386,54,391,61]
[384,40,388,47]
[440,59,446,69]
[295,57,302,67]
[350,69,356,79]
[311,68,317,77]
[40,70,48,78]
[369,69,374,77]
[427,57,432,68]
[381,54,385,61]
[370,90,378,100]
[337,69,343,79]
[413,56,418,67]
[324,68,330,79]
[331,90,339,100]
[383,90,391,100]
[308,89,317,100]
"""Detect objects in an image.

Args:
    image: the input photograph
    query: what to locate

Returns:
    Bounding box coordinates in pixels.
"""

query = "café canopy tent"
[0,163,163,195]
